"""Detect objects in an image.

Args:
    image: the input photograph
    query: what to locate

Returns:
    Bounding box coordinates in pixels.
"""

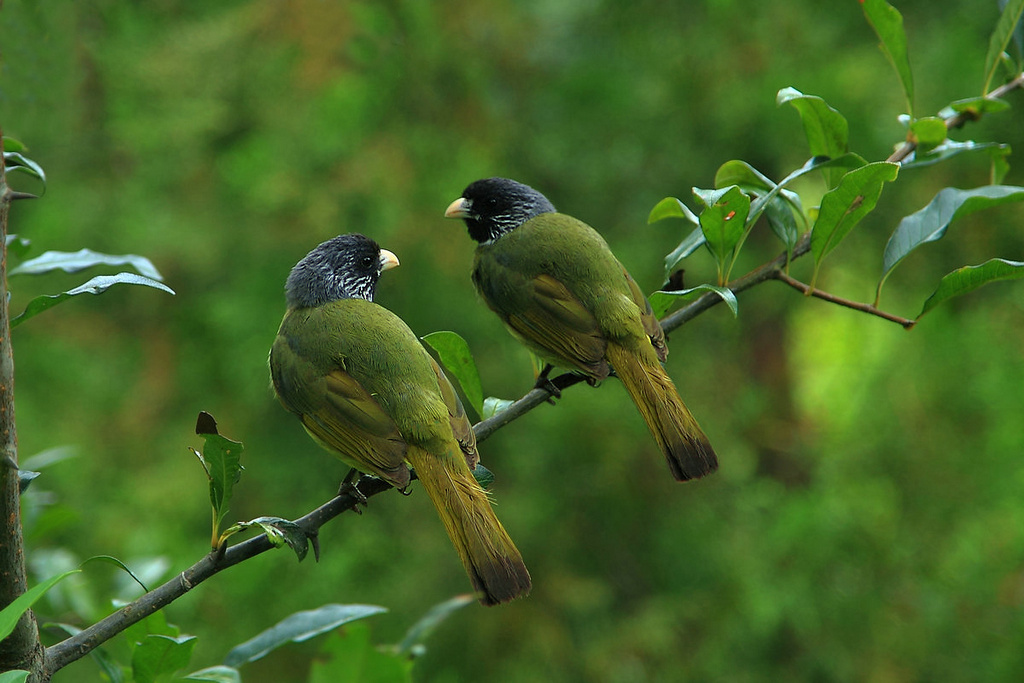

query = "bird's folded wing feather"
[504,273,609,378]
[300,367,410,485]
[622,266,668,362]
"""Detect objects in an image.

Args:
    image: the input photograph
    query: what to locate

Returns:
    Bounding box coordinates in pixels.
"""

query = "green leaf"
[131,634,196,683]
[714,159,775,192]
[945,96,1012,117]
[394,594,476,657]
[903,139,1010,171]
[777,88,849,184]
[0,570,80,641]
[221,517,310,561]
[6,235,31,260]
[223,603,388,667]
[764,194,800,255]
[18,469,41,493]
[1,136,27,153]
[193,412,244,547]
[810,161,900,282]
[861,0,914,115]
[649,285,738,319]
[663,226,706,277]
[984,0,1024,93]
[1002,0,1024,63]
[919,258,1024,318]
[481,396,514,420]
[181,666,242,683]
[10,249,164,280]
[421,331,484,418]
[471,463,495,489]
[0,671,30,683]
[908,117,946,151]
[713,159,805,255]
[2,151,46,186]
[647,196,699,225]
[10,273,176,329]
[877,185,1024,299]
[694,186,751,278]
[81,555,150,592]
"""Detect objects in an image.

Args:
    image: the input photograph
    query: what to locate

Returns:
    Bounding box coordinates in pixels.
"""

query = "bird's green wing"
[501,273,610,379]
[427,355,479,469]
[297,366,411,487]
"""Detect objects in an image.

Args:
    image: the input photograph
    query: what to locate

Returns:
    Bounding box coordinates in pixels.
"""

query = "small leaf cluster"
[649,0,1024,323]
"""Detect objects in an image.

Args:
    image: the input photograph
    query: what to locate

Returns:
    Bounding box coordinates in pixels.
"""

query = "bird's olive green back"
[472,212,661,373]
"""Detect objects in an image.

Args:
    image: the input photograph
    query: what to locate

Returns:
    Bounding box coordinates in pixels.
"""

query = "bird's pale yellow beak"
[444,197,472,219]
[379,249,400,271]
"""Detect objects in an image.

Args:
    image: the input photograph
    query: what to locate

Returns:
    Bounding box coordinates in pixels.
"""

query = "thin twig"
[887,72,1024,164]
[773,270,916,329]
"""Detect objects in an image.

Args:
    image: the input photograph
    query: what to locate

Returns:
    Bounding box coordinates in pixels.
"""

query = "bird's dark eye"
[362,256,374,268]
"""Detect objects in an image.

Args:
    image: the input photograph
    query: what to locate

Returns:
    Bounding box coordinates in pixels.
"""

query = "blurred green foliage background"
[4,0,1024,680]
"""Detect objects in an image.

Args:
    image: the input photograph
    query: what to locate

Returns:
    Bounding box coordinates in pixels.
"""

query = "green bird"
[269,233,531,605]
[445,178,717,481]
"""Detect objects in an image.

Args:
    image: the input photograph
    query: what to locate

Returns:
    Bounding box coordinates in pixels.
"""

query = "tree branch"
[0,132,45,679]
[772,270,916,328]
[43,477,392,673]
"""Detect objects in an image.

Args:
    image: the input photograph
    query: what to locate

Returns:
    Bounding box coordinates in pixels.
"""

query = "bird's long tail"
[405,444,531,605]
[606,341,718,481]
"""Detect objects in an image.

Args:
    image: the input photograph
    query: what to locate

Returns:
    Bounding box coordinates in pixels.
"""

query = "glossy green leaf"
[861,0,914,115]
[1002,0,1024,62]
[909,117,946,151]
[193,412,244,546]
[394,594,476,656]
[647,196,699,225]
[811,162,899,276]
[11,248,164,280]
[1,136,27,154]
[224,603,388,667]
[714,159,775,192]
[181,666,242,683]
[694,186,750,268]
[131,634,196,683]
[919,258,1024,318]
[81,555,150,592]
[777,88,849,184]
[421,331,484,418]
[0,570,80,641]
[649,285,738,319]
[903,140,1010,172]
[222,516,310,561]
[878,185,1024,297]
[945,96,1011,117]
[0,671,30,683]
[482,396,514,420]
[6,235,31,260]
[471,463,495,489]
[764,194,801,255]
[2,151,46,186]
[984,0,1024,93]
[18,469,40,493]
[713,159,804,254]
[748,154,866,225]
[10,273,176,329]
[663,226,706,276]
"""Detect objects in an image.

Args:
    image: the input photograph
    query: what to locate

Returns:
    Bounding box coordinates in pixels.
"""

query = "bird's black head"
[284,233,400,308]
[444,177,557,244]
